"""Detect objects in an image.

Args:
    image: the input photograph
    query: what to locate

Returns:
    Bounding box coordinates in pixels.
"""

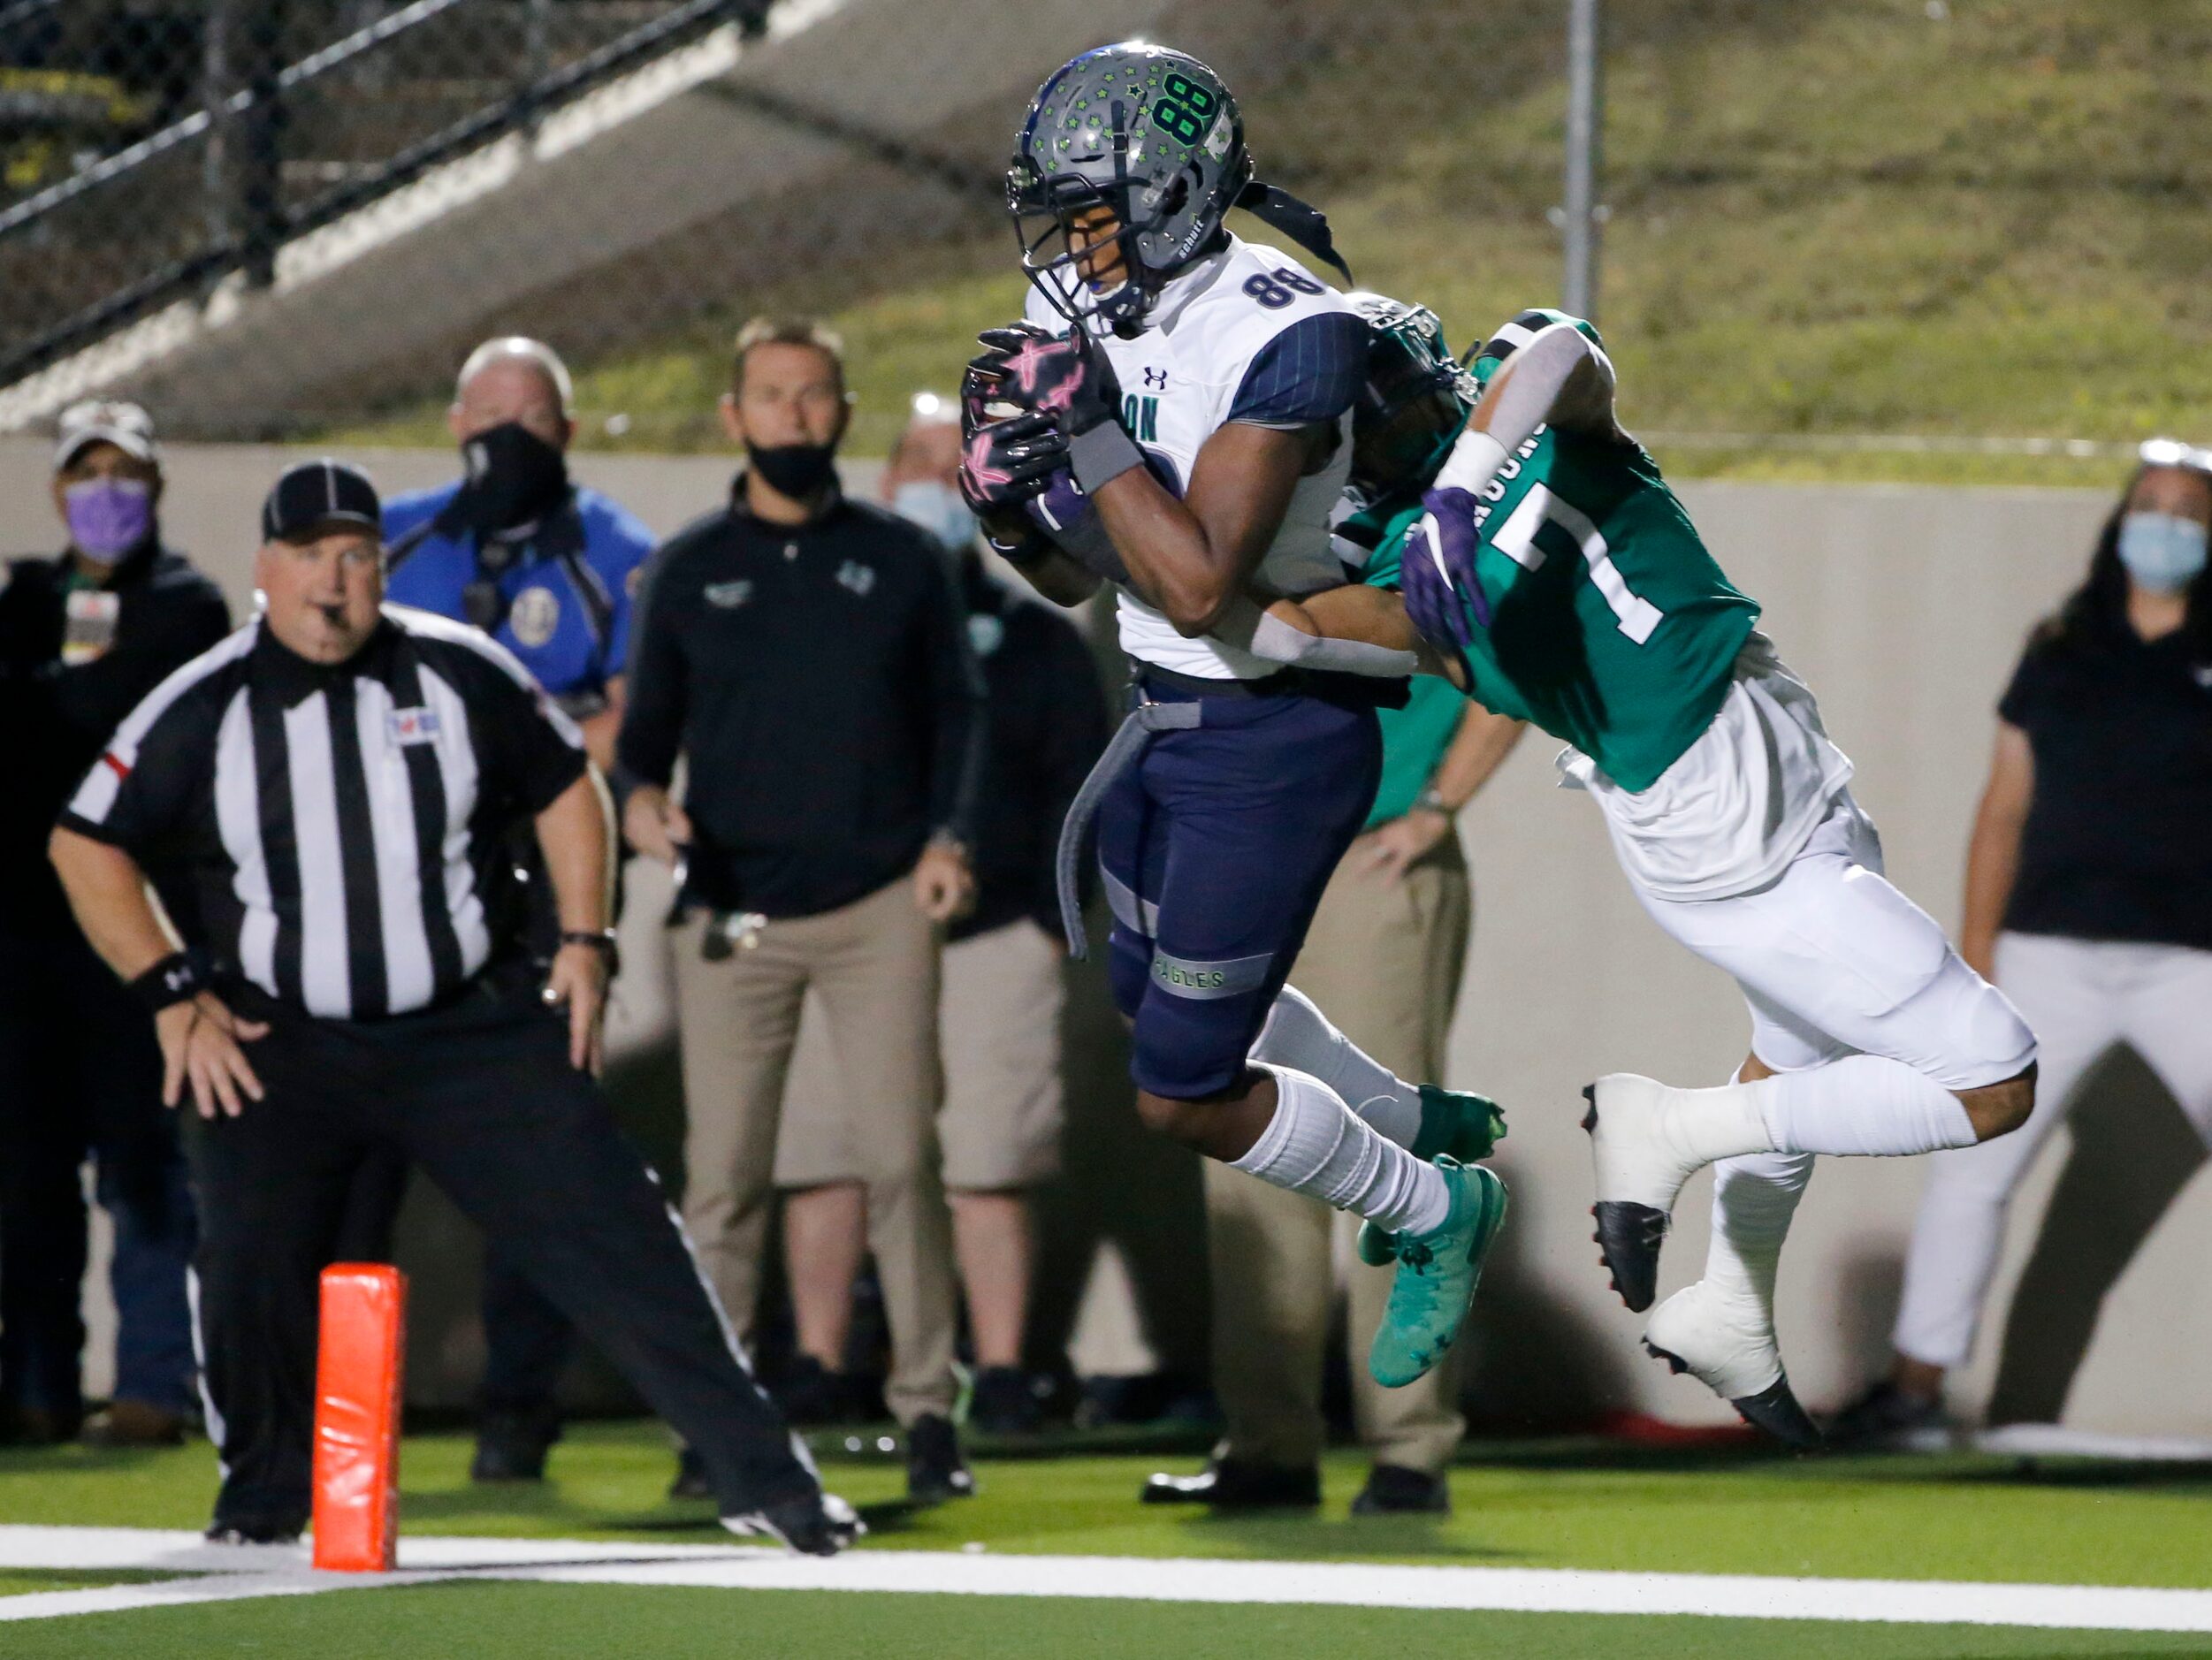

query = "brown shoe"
[0,1404,80,1446]
[81,1401,188,1449]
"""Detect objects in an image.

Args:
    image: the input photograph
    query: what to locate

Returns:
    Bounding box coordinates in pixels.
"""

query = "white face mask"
[891,479,979,552]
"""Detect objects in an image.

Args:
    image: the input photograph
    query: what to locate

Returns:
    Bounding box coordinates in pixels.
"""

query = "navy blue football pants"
[1096,677,1382,1100]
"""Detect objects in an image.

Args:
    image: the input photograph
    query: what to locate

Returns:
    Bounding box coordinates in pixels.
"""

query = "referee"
[49,460,855,1554]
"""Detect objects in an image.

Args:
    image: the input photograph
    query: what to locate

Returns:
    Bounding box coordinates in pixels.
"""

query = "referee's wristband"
[130,949,213,1015]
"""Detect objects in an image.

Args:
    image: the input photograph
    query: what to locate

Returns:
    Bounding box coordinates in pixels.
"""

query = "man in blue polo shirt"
[384,336,651,769]
[379,336,654,1481]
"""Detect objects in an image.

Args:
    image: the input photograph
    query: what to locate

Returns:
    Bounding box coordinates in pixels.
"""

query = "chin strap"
[1234,180,1354,286]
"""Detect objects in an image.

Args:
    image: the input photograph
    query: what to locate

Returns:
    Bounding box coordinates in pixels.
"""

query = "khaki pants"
[674,875,957,1423]
[1204,834,1472,1474]
[778,918,1067,1192]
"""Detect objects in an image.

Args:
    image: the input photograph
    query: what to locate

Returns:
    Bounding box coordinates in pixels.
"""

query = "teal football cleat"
[1360,1089,1506,1267]
[1368,1158,1509,1390]
[1410,1085,1506,1164]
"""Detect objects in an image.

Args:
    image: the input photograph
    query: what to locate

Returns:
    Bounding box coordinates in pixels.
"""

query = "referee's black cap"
[262,459,382,544]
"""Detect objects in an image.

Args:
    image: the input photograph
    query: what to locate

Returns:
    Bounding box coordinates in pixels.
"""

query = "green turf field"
[12,1583,2212,1660]
[5,1423,2211,1585]
[4,1425,2211,1655]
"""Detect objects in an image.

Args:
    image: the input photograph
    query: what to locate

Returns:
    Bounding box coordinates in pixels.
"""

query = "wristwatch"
[560,928,621,976]
[1413,785,1454,818]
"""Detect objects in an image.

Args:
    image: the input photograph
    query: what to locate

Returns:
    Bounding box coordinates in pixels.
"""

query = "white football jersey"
[1023,234,1358,679]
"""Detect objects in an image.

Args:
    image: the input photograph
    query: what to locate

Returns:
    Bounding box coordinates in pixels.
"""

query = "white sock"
[1746,1055,1977,1156]
[1250,985,1423,1149]
[1231,1063,1452,1235]
[1705,1150,1815,1315]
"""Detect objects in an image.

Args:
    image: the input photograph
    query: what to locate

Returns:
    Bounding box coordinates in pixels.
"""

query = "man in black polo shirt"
[0,400,229,1448]
[773,399,1112,1435]
[50,460,854,1553]
[618,317,984,1503]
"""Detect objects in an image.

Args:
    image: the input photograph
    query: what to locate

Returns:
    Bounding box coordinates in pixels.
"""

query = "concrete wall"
[8,440,2205,1435]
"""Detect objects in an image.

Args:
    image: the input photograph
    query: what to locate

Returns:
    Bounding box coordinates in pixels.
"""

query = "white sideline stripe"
[1973,1424,2212,1463]
[0,1570,442,1624]
[0,1527,764,1573]
[0,1529,2208,1633]
[509,1555,2212,1633]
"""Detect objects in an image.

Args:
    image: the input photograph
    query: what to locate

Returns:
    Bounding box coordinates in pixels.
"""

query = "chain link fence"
[0,0,771,424]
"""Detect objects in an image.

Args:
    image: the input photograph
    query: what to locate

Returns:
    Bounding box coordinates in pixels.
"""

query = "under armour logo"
[1142,367,1169,390]
[164,966,192,993]
[836,560,876,598]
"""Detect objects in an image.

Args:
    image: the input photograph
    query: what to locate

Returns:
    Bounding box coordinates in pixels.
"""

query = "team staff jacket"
[614,478,985,920]
[382,483,654,708]
[0,537,229,937]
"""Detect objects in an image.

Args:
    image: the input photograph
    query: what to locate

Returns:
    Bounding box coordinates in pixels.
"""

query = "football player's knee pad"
[1902,952,2039,1093]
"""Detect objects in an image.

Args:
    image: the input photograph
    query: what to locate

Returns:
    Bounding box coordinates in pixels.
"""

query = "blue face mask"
[891,480,978,553]
[2117,511,2209,593]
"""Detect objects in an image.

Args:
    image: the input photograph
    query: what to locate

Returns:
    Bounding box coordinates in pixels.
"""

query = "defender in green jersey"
[1359,314,1757,793]
[1271,308,2040,1448]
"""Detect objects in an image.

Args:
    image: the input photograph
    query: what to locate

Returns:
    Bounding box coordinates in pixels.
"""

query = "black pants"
[0,932,197,1423]
[186,969,813,1531]
[338,1151,578,1425]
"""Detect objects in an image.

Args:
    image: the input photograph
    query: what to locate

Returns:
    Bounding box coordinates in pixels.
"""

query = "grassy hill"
[345,0,2212,487]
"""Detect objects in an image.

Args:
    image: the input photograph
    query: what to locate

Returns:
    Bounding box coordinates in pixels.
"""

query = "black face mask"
[745,441,838,502]
[454,421,569,536]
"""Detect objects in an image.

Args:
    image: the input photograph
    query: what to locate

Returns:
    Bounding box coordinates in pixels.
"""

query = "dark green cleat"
[1368,1157,1509,1389]
[1410,1085,1507,1164]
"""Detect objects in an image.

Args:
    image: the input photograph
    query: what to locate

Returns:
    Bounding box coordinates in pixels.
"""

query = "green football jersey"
[1362,418,1759,794]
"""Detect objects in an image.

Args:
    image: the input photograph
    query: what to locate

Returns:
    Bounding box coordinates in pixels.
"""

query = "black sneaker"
[1351,1463,1451,1515]
[905,1413,976,1503]
[471,1406,561,1483]
[1140,1459,1321,1509]
[1827,1379,1949,1450]
[775,1355,852,1428]
[668,1446,713,1501]
[723,1490,864,1557]
[969,1366,1041,1436]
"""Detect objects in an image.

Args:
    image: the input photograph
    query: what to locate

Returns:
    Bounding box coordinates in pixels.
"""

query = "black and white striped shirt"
[62,605,587,1019]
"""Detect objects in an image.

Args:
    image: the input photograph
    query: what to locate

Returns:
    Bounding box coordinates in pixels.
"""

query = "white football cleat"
[1644,1281,1819,1449]
[1582,1074,1700,1312]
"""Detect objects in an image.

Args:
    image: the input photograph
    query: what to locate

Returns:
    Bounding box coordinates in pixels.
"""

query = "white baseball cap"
[54,400,158,471]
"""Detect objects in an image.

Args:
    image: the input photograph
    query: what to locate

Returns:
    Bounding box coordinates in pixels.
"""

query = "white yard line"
[0,1527,2208,1632]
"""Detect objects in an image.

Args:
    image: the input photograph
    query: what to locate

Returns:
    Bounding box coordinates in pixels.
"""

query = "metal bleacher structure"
[0,0,1185,439]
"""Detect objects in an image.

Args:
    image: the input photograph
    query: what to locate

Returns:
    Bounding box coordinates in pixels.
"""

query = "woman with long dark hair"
[1838,439,2212,1443]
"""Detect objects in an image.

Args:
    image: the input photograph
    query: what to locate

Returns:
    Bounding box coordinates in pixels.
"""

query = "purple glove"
[1398,485,1492,657]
